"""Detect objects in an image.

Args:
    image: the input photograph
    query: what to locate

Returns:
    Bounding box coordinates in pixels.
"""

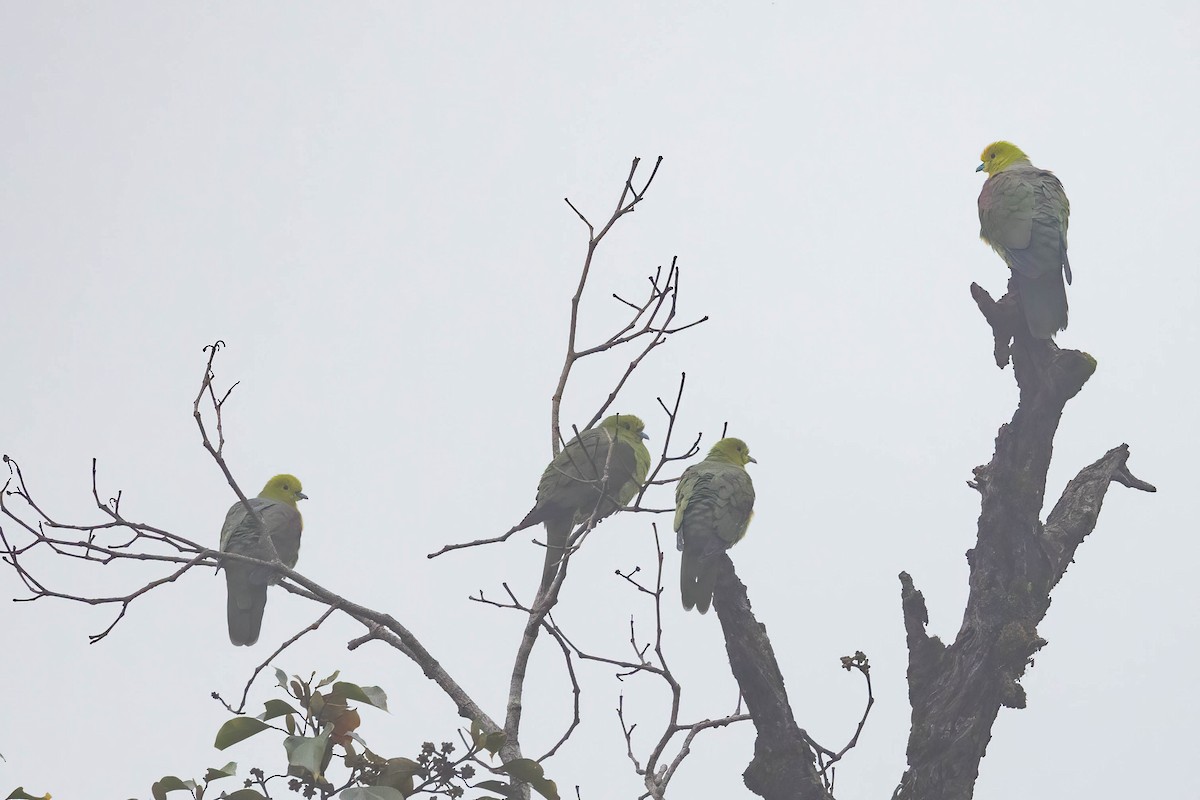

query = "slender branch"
[633,373,702,508]
[552,525,753,798]
[193,341,280,564]
[551,157,666,454]
[498,386,701,759]
[424,525,524,560]
[584,259,707,432]
[193,345,243,500]
[501,431,627,752]
[802,652,874,794]
[214,604,341,715]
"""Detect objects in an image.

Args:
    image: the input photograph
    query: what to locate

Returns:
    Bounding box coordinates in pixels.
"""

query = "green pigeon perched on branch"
[977,141,1072,339]
[676,437,756,614]
[511,414,651,596]
[219,474,307,646]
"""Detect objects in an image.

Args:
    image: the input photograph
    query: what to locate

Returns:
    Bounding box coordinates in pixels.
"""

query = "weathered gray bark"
[892,282,1156,800]
[712,557,833,800]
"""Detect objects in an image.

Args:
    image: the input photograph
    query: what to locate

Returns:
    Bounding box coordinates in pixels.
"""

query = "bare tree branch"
[892,283,1155,800]
[710,556,834,800]
[560,526,753,798]
[215,604,341,715]
[806,652,875,795]
[550,157,704,454]
[2,348,520,767]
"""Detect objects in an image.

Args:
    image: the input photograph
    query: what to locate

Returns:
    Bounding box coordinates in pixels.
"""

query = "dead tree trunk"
[713,559,834,800]
[893,282,1156,800]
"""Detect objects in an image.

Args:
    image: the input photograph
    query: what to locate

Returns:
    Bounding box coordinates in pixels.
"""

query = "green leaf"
[316,670,341,688]
[214,717,270,750]
[330,682,388,711]
[378,756,421,793]
[531,776,560,800]
[260,699,300,720]
[473,780,518,796]
[338,788,407,800]
[283,726,332,779]
[224,790,266,800]
[202,762,237,782]
[383,757,421,779]
[274,668,289,689]
[496,758,543,783]
[150,776,193,800]
[285,714,296,735]
[7,789,52,800]
[483,731,507,754]
[470,718,485,749]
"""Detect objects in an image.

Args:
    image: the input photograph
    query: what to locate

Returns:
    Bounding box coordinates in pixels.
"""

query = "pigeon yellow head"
[709,437,756,467]
[976,141,1031,176]
[260,474,308,505]
[601,414,651,440]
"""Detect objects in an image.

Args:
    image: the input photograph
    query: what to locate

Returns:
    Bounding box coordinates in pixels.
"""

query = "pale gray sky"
[2,3,1196,798]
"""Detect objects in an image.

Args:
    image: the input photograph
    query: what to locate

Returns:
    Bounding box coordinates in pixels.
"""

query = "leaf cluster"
[142,668,555,800]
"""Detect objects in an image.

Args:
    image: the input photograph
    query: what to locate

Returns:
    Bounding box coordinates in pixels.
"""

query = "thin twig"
[551,157,668,454]
[800,652,875,791]
[215,604,342,715]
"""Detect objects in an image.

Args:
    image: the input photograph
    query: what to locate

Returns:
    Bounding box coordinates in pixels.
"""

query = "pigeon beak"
[296,491,309,500]
[747,456,757,464]
[975,163,986,172]
[640,432,650,440]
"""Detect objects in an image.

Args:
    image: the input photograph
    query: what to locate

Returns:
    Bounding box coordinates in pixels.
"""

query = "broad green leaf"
[214,717,270,750]
[7,790,52,800]
[338,788,406,800]
[383,757,421,779]
[150,776,193,800]
[274,668,289,689]
[224,790,266,800]
[473,779,518,796]
[483,731,507,754]
[376,757,420,794]
[316,670,341,688]
[202,762,237,781]
[470,718,485,749]
[531,777,560,800]
[496,758,543,782]
[376,775,412,795]
[284,714,296,735]
[260,699,300,721]
[330,682,388,711]
[283,726,331,779]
